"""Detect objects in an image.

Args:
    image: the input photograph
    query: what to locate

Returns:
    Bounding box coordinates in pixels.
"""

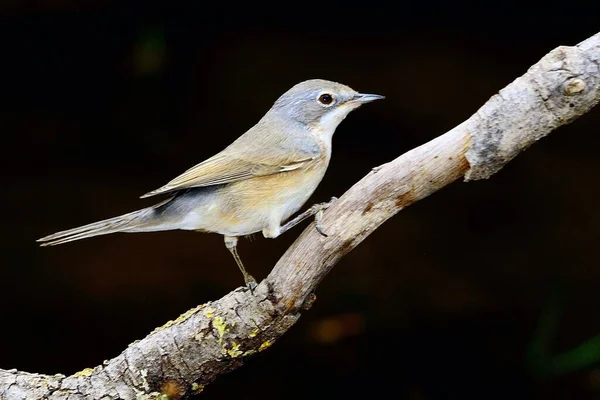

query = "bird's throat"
[313,105,355,138]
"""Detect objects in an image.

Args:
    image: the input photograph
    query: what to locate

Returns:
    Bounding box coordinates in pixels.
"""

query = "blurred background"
[1,3,600,399]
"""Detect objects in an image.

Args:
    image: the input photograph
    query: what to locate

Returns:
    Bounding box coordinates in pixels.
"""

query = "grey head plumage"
[269,79,384,127]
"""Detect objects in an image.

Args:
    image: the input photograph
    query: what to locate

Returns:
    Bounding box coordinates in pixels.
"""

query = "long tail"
[37,202,170,246]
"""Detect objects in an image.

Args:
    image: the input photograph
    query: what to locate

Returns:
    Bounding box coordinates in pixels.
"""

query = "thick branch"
[2,32,599,399]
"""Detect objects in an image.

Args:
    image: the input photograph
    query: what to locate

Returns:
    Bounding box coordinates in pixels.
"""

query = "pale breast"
[212,157,328,236]
[177,132,332,237]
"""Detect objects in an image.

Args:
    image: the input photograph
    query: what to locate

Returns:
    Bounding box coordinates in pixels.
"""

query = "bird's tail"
[37,200,172,246]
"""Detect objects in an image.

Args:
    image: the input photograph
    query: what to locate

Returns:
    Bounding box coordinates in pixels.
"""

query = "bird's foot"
[244,276,258,293]
[313,197,337,237]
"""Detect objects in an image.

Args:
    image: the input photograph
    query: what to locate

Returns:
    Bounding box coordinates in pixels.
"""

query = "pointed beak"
[350,93,386,103]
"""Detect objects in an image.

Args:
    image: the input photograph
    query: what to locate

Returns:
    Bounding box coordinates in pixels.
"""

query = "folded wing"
[140,151,314,198]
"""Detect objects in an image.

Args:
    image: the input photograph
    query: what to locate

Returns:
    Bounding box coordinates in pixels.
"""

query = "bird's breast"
[178,135,331,237]
[187,156,327,236]
[232,155,329,218]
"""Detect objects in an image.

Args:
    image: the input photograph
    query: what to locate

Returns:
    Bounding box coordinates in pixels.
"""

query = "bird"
[37,79,384,289]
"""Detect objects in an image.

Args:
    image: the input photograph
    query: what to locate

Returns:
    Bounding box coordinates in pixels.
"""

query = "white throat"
[314,105,356,139]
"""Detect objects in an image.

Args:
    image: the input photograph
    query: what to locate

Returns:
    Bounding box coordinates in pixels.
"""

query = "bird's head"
[271,79,384,136]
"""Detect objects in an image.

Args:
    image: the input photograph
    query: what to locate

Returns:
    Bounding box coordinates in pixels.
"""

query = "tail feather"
[37,208,154,246]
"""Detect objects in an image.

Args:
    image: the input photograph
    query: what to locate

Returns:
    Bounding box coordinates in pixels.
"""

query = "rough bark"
[2,32,599,400]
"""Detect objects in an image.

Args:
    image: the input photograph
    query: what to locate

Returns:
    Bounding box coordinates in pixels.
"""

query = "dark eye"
[318,93,334,105]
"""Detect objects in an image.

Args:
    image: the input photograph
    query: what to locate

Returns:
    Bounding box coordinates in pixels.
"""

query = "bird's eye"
[318,93,334,105]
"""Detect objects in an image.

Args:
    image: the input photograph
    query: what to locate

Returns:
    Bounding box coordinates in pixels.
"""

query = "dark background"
[1,3,600,399]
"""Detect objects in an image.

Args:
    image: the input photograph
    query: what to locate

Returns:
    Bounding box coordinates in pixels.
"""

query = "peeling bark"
[2,32,599,400]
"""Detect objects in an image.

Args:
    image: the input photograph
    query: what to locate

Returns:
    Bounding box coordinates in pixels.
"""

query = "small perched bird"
[38,79,384,288]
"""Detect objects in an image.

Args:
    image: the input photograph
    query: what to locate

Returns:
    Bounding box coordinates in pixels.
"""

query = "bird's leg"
[224,236,257,291]
[278,197,337,237]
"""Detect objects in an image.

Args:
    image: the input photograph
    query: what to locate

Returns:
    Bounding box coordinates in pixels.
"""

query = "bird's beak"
[350,93,386,103]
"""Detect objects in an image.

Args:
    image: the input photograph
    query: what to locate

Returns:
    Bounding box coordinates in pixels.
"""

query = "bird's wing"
[140,150,315,198]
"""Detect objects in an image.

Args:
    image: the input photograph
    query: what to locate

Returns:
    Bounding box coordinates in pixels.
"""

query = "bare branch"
[2,32,599,400]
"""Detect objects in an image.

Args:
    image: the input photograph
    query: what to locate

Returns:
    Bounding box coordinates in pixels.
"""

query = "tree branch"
[2,32,600,400]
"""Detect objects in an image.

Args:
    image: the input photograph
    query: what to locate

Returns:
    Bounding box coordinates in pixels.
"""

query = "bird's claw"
[313,197,337,237]
[244,277,257,293]
[315,216,328,236]
[311,197,337,212]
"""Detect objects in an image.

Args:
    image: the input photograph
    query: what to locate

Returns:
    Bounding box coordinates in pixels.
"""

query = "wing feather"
[140,151,314,198]
[141,115,322,198]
